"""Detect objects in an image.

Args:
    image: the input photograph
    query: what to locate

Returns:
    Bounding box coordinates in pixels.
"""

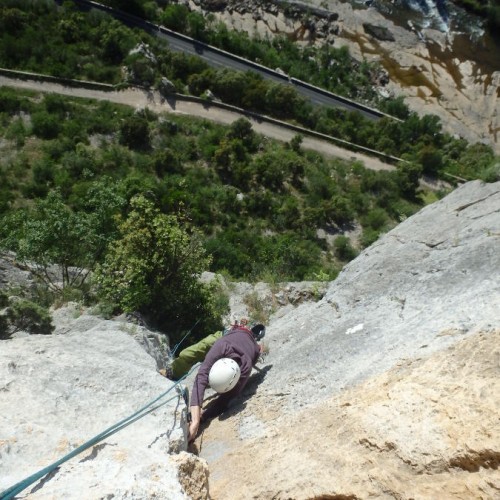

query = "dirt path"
[0,75,395,172]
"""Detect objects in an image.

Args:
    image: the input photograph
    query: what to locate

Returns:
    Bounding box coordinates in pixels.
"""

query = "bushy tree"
[0,289,54,339]
[6,299,54,336]
[31,111,61,139]
[361,207,388,231]
[187,11,207,41]
[0,183,124,292]
[94,195,222,333]
[227,118,256,149]
[100,20,136,64]
[265,84,302,119]
[419,146,443,176]
[161,4,190,32]
[397,162,422,199]
[334,235,357,262]
[379,96,410,120]
[120,113,151,150]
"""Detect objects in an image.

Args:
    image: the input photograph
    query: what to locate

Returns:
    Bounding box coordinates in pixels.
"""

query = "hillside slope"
[196,0,500,153]
[0,74,395,172]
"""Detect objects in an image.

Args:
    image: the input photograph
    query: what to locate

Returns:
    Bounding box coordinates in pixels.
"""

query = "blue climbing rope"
[0,363,200,500]
[170,319,201,357]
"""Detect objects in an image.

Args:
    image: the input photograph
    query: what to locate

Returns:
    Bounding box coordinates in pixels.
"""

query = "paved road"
[71,0,389,121]
[0,75,395,171]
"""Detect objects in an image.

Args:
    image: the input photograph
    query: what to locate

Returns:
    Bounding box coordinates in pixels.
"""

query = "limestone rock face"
[205,329,500,499]
[193,180,500,499]
[1,181,499,500]
[0,306,207,499]
[255,180,500,408]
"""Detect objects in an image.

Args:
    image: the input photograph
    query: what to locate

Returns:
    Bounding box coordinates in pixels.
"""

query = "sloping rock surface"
[205,328,500,499]
[260,180,500,407]
[191,180,500,498]
[0,308,208,499]
[1,181,499,500]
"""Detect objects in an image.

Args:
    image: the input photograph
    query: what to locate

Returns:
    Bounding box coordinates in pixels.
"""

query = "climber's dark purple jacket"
[190,326,260,418]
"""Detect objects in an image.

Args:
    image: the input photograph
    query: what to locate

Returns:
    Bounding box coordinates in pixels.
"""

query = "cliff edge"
[1,180,499,499]
[194,180,500,499]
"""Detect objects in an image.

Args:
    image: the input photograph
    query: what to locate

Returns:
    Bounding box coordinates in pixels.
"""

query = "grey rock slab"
[0,316,191,499]
[258,180,500,414]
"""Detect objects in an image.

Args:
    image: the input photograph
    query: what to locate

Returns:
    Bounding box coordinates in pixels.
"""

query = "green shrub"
[334,235,358,262]
[481,161,500,182]
[396,162,422,199]
[31,111,61,139]
[360,227,381,248]
[0,183,124,292]
[94,194,220,337]
[0,88,28,115]
[161,4,190,32]
[419,146,443,176]
[361,208,388,231]
[0,314,10,339]
[119,114,151,150]
[90,300,118,320]
[5,117,27,147]
[0,290,9,311]
[6,299,54,335]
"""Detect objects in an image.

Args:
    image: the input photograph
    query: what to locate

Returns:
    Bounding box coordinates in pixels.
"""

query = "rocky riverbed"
[189,0,500,153]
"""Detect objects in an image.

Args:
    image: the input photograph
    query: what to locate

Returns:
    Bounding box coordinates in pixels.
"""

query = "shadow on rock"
[201,364,273,428]
[222,364,273,419]
[189,365,272,455]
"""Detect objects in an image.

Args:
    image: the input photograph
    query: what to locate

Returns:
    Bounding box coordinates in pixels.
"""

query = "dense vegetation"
[158,3,380,104]
[0,1,497,182]
[0,88,428,334]
[0,0,498,338]
[0,88,423,273]
[0,290,54,339]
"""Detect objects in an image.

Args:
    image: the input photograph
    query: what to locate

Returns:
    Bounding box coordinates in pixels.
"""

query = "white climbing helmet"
[208,358,241,393]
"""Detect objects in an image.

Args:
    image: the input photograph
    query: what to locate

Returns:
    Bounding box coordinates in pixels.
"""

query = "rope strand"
[0,363,201,500]
[170,319,201,357]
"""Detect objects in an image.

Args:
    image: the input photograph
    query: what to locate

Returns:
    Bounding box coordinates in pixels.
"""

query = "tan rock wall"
[202,329,499,499]
[190,0,500,153]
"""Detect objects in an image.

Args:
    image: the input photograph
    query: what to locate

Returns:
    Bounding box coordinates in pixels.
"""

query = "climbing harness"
[0,363,200,500]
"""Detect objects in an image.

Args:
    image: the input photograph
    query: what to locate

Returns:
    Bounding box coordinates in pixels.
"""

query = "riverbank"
[189,0,499,153]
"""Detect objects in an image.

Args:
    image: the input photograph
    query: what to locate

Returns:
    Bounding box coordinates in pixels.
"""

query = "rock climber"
[188,319,266,442]
[162,330,223,380]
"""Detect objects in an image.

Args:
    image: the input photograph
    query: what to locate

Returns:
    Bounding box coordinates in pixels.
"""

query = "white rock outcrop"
[222,180,499,415]
[0,307,208,499]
